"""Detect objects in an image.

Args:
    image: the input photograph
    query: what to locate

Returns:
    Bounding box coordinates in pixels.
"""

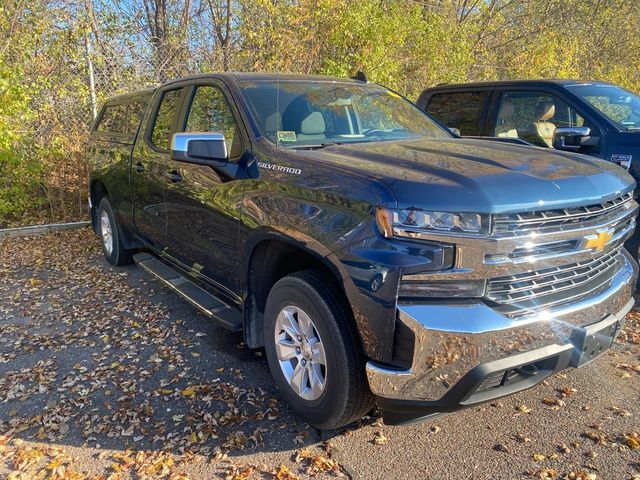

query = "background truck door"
[489,90,604,156]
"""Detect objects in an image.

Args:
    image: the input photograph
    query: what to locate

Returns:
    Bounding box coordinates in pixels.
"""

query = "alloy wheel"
[100,210,114,255]
[273,305,327,401]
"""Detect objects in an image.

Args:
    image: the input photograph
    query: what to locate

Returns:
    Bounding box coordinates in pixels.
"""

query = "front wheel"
[97,197,133,266]
[263,270,374,429]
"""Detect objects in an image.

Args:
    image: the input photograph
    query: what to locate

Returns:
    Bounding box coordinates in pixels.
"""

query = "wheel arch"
[90,179,109,233]
[90,178,142,250]
[243,232,357,350]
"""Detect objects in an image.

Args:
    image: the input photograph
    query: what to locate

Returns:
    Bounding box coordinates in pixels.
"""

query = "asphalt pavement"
[0,228,638,480]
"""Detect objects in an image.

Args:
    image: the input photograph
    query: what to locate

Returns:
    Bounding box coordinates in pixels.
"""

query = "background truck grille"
[492,193,633,235]
[486,248,624,317]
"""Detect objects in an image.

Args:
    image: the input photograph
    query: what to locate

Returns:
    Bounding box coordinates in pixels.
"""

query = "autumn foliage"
[1,0,640,227]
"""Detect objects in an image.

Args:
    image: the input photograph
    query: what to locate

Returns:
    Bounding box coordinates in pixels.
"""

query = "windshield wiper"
[285,142,342,150]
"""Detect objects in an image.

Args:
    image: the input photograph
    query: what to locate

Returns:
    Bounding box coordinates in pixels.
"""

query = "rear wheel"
[97,197,133,266]
[263,270,374,429]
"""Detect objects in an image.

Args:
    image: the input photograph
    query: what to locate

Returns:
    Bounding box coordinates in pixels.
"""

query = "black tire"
[97,197,133,266]
[263,270,374,429]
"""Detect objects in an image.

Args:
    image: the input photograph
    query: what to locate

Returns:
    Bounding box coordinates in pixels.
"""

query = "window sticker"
[277,130,297,142]
[611,153,632,170]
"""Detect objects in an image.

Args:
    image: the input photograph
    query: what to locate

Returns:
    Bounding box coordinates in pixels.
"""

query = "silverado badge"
[583,229,614,252]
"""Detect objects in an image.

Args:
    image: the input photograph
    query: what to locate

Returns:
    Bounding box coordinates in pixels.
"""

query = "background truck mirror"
[552,126,591,152]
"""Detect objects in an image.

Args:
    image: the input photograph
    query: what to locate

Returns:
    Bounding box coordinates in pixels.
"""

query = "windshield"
[566,84,640,131]
[238,80,450,147]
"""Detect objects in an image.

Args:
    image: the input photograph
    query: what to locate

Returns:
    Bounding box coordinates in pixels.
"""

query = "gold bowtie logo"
[583,229,613,252]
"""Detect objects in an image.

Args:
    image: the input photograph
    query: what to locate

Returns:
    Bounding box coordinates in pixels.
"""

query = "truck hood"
[299,138,635,213]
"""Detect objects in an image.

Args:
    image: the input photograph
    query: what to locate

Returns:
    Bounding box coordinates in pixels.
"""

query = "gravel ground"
[0,228,638,480]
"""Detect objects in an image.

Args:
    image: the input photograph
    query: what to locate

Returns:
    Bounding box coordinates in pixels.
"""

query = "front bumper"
[367,249,637,425]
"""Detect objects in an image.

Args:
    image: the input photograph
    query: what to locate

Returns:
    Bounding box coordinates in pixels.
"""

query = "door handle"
[164,171,182,183]
[133,162,145,173]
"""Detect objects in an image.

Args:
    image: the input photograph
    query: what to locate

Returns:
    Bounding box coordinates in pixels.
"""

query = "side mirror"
[448,127,461,137]
[170,133,228,165]
[552,126,591,152]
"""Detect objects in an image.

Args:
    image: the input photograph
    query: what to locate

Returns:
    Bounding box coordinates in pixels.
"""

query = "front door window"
[185,85,243,159]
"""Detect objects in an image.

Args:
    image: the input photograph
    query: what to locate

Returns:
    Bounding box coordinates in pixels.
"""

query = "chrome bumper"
[367,249,637,402]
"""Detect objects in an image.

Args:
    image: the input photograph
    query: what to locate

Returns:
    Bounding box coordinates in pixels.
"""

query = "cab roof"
[104,88,155,104]
[425,79,615,90]
[162,72,366,87]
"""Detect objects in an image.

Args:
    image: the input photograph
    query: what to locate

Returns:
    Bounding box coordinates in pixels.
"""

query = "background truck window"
[495,92,586,147]
[426,91,489,135]
[150,89,184,150]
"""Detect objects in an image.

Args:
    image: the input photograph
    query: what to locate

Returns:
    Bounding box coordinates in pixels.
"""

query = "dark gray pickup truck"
[89,73,638,428]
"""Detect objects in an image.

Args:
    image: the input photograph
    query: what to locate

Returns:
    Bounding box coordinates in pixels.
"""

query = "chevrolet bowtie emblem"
[583,229,614,252]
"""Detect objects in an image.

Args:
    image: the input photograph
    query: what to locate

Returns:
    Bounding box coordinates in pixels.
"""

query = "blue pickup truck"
[418,80,640,172]
[418,80,640,259]
[89,73,638,428]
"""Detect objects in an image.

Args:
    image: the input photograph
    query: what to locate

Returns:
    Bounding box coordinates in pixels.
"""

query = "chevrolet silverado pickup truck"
[89,73,638,428]
[419,80,640,266]
[418,80,640,171]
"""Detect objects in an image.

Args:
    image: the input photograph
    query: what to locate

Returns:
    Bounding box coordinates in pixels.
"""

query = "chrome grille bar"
[486,249,625,316]
[493,193,633,235]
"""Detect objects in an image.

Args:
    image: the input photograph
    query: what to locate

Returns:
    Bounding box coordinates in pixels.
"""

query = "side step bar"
[133,253,242,331]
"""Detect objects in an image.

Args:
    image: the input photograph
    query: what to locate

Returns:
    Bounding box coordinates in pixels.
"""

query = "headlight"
[375,207,487,238]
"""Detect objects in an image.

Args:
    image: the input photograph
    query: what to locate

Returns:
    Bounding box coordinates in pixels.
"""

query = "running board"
[133,253,242,331]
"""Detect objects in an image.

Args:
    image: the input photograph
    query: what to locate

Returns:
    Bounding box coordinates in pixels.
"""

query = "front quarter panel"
[240,140,406,360]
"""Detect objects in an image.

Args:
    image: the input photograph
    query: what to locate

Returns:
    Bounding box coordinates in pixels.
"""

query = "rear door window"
[95,101,147,135]
[96,104,126,133]
[426,91,490,135]
[150,88,184,150]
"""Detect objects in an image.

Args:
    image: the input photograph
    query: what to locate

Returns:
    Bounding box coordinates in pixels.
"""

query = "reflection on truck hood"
[304,138,635,213]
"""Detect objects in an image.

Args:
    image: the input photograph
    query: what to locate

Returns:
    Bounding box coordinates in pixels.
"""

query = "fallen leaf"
[624,432,640,449]
[517,404,532,414]
[535,468,557,479]
[180,386,196,397]
[543,397,566,408]
[565,472,597,480]
[494,443,510,453]
[294,449,313,463]
[583,431,607,445]
[373,431,388,445]
[558,386,577,397]
[275,464,299,480]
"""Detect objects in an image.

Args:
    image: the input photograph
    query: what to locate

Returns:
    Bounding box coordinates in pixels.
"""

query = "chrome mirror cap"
[170,132,228,163]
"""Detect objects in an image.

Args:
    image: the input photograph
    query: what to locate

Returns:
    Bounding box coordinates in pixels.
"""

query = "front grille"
[492,193,633,235]
[486,248,624,317]
[492,239,579,262]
